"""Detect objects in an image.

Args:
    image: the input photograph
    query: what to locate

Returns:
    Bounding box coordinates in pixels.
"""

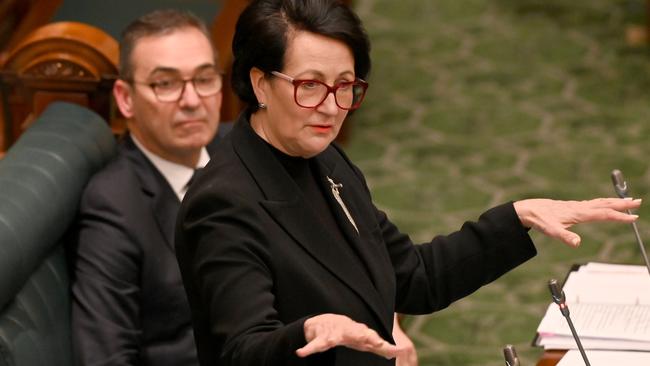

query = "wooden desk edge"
[537,350,566,366]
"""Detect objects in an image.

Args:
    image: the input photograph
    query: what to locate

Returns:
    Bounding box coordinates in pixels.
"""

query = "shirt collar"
[131,135,209,201]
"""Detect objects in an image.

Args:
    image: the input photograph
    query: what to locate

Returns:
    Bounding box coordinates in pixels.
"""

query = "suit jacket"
[175,115,537,366]
[70,123,231,366]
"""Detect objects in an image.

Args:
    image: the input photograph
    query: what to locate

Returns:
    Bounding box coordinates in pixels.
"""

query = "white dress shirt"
[131,135,209,201]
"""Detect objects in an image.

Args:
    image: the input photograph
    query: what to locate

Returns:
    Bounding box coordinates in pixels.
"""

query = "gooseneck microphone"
[548,279,591,366]
[502,344,520,366]
[610,169,650,276]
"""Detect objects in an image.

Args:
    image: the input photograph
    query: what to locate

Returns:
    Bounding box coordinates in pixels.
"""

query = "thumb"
[559,229,581,247]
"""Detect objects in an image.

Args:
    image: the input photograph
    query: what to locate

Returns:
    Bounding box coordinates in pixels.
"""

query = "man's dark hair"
[119,9,215,80]
[232,0,371,112]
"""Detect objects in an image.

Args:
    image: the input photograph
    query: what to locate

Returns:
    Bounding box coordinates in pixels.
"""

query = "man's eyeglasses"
[270,71,368,111]
[130,69,223,103]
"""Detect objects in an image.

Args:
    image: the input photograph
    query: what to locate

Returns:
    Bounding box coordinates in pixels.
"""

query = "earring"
[258,103,267,109]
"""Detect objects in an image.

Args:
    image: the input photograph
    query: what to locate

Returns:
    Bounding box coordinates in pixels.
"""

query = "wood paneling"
[211,0,248,122]
[0,22,118,152]
[0,0,63,62]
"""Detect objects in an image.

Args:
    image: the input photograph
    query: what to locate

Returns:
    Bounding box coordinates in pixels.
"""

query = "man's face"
[114,27,222,165]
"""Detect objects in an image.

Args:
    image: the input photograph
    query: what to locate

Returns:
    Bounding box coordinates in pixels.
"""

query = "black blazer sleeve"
[70,152,196,366]
[70,168,145,365]
[381,201,536,313]
[343,156,536,314]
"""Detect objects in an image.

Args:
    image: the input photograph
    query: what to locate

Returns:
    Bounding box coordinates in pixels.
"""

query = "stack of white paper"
[557,350,650,366]
[535,262,650,351]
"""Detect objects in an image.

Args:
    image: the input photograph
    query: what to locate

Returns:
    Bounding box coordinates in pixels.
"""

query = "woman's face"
[250,30,356,158]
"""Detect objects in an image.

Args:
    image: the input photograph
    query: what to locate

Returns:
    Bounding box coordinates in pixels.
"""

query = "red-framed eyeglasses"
[270,71,368,111]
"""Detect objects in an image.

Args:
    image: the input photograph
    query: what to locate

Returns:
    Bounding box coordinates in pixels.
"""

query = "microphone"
[611,169,629,198]
[548,279,591,366]
[502,344,520,366]
[610,169,650,276]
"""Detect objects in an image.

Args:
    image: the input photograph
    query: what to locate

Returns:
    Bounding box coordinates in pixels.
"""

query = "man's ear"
[113,79,135,118]
[249,67,268,106]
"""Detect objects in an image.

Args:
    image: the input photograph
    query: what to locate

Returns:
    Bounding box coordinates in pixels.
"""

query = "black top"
[266,141,369,276]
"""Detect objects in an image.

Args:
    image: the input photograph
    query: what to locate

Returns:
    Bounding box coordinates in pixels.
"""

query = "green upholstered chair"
[0,102,116,366]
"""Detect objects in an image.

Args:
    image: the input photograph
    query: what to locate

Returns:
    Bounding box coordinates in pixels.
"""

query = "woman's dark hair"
[231,0,371,112]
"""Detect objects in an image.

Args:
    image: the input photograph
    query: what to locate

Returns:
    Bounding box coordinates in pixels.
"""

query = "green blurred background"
[345,0,650,364]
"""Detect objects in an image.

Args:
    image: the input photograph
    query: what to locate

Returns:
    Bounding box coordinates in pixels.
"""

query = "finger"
[395,342,418,366]
[587,197,642,210]
[371,333,408,359]
[345,328,399,357]
[363,328,385,348]
[348,340,403,359]
[346,327,383,351]
[399,344,419,364]
[578,208,638,223]
[368,341,403,360]
[563,231,581,248]
[296,337,334,358]
[542,225,581,247]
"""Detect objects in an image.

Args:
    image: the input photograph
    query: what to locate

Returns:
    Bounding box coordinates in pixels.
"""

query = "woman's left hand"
[513,198,641,247]
[297,313,407,360]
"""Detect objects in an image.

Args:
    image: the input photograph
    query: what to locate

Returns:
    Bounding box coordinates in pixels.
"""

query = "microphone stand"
[610,169,650,276]
[548,279,591,366]
[629,213,650,276]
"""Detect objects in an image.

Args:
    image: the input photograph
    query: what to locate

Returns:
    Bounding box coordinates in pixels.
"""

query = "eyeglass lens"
[153,70,222,102]
[296,81,365,109]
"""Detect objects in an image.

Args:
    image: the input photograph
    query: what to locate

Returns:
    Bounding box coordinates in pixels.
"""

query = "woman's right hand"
[296,314,405,360]
[513,198,641,247]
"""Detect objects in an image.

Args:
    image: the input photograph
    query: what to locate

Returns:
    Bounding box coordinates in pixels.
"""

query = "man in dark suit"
[69,10,225,366]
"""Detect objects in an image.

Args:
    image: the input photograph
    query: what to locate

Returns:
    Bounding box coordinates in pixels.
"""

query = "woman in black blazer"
[175,1,641,365]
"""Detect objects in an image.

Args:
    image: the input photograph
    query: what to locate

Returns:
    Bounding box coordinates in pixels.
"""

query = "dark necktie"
[186,168,203,189]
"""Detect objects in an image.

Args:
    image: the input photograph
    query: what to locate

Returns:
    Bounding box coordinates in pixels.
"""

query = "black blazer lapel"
[231,119,393,337]
[314,151,396,330]
[123,136,180,251]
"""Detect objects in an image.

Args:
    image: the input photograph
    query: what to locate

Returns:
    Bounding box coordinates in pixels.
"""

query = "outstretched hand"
[513,198,641,247]
[297,314,406,360]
